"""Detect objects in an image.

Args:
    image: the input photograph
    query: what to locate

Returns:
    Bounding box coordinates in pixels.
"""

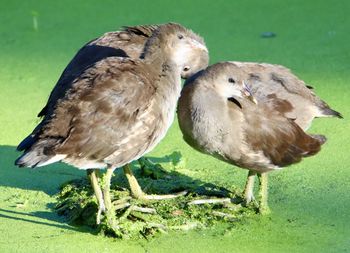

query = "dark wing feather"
[38,25,158,119]
[258,93,294,118]
[242,62,342,120]
[122,25,158,37]
[38,44,128,118]
[41,57,158,165]
[19,25,157,153]
[244,104,324,167]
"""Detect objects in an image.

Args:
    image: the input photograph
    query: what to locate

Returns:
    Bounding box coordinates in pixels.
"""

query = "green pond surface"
[0,0,349,252]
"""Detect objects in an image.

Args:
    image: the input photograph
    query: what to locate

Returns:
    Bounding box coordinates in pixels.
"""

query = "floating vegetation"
[55,154,257,239]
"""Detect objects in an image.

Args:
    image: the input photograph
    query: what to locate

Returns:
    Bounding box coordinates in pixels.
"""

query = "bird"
[177,62,333,213]
[16,23,208,209]
[226,61,342,208]
[35,24,206,122]
[15,23,209,223]
[228,61,342,130]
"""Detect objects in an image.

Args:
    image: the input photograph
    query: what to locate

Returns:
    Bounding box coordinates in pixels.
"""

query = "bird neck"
[141,33,179,71]
[141,30,182,104]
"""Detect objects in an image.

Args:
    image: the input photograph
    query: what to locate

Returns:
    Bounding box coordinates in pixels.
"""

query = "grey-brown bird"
[226,61,342,209]
[35,24,206,120]
[177,62,328,213]
[15,23,209,223]
[229,61,342,130]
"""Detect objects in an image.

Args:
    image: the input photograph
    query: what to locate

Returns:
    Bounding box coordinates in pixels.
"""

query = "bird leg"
[87,169,105,224]
[122,164,187,200]
[103,166,115,211]
[102,166,119,227]
[257,172,271,215]
[123,164,145,199]
[244,170,257,204]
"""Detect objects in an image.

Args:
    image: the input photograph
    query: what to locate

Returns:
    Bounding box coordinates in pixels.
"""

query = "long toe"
[96,201,106,225]
[140,190,188,200]
[244,190,255,204]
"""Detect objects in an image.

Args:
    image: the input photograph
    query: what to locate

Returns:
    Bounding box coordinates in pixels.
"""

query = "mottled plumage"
[229,61,342,130]
[178,62,328,212]
[15,23,209,222]
[18,24,209,154]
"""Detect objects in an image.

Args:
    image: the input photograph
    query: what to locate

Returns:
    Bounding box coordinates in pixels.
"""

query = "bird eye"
[183,66,190,72]
[228,78,236,83]
[178,34,184,39]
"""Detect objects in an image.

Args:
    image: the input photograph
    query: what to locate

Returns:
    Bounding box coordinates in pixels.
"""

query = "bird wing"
[242,102,324,167]
[232,62,341,120]
[19,26,156,152]
[122,25,158,37]
[37,43,129,118]
[17,43,128,152]
[37,25,158,119]
[38,57,159,165]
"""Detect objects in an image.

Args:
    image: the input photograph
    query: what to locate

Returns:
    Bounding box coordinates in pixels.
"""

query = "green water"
[0,0,349,252]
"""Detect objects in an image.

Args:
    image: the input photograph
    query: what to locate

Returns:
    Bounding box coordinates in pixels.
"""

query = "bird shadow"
[0,145,239,233]
[0,145,85,195]
[0,208,92,234]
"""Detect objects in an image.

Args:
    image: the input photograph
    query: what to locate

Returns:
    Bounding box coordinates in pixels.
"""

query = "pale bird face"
[170,31,209,79]
[212,66,257,104]
[214,73,245,98]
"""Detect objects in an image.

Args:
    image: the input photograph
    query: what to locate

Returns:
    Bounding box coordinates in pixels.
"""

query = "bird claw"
[244,194,256,204]
[96,202,106,225]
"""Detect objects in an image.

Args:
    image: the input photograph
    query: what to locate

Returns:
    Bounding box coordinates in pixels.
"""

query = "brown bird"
[229,61,342,130]
[36,24,206,121]
[15,23,209,223]
[177,62,329,213]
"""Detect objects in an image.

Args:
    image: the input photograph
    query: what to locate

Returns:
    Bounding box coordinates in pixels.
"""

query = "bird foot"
[258,205,271,215]
[188,198,232,205]
[96,202,106,225]
[187,197,241,212]
[244,195,259,207]
[136,190,188,200]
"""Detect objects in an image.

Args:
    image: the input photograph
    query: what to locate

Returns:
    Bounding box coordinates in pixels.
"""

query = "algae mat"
[0,0,349,252]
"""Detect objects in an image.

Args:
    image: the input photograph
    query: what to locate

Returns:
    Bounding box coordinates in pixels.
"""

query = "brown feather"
[230,61,342,130]
[18,24,166,152]
[243,102,323,167]
[178,62,325,173]
[16,23,209,169]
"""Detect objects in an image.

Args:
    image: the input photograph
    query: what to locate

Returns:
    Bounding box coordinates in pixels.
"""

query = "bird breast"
[104,71,182,168]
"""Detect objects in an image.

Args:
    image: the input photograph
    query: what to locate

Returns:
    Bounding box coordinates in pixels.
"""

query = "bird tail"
[317,99,343,119]
[17,135,37,151]
[15,139,65,168]
[299,134,327,159]
[310,134,327,145]
[320,107,343,119]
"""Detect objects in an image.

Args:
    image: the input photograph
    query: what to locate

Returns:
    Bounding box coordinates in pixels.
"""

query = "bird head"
[155,23,209,78]
[201,62,258,105]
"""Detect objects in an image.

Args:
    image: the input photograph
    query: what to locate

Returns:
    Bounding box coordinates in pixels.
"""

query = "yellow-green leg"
[123,164,145,199]
[102,166,118,227]
[123,164,187,200]
[257,172,271,215]
[103,166,114,210]
[87,169,105,224]
[244,170,257,203]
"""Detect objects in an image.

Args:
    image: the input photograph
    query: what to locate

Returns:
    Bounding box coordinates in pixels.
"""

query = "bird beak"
[242,81,257,104]
[189,39,208,52]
